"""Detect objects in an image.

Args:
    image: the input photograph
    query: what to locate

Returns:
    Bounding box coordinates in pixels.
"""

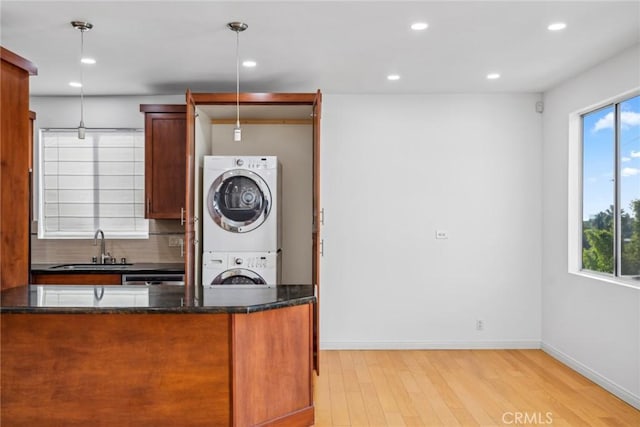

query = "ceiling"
[1,1,639,96]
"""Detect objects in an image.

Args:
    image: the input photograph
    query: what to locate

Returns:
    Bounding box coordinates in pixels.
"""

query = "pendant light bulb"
[227,22,247,143]
[78,121,86,140]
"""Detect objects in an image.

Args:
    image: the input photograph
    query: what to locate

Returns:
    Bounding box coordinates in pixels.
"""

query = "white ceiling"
[1,1,639,96]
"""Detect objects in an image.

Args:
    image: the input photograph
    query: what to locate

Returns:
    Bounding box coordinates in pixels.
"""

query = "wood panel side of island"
[231,303,314,427]
[1,313,232,426]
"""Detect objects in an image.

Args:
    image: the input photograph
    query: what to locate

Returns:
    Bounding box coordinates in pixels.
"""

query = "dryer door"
[207,169,272,233]
[212,269,267,285]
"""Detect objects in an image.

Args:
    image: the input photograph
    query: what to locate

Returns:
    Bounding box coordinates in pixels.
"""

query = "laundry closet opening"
[193,104,314,290]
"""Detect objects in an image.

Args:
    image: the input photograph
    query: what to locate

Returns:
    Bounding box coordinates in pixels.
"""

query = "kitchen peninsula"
[1,285,316,426]
[1,45,319,426]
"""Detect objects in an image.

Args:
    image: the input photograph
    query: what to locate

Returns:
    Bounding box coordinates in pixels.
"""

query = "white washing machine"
[202,251,281,288]
[203,156,281,252]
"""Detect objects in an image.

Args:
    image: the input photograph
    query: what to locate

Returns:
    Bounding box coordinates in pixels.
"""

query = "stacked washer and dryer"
[202,156,281,288]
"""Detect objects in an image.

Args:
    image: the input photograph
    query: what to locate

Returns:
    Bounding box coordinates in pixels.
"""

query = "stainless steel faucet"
[93,229,110,264]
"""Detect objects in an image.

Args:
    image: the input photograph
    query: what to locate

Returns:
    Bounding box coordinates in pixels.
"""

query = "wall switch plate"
[435,230,449,239]
[168,236,183,247]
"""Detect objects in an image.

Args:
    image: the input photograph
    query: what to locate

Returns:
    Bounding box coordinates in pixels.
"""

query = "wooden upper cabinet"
[140,105,186,219]
[1,47,37,290]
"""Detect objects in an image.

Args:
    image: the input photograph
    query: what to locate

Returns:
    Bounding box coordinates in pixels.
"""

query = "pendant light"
[227,22,248,142]
[71,21,93,139]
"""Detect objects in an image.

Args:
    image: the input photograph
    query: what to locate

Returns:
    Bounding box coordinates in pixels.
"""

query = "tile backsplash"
[31,219,183,264]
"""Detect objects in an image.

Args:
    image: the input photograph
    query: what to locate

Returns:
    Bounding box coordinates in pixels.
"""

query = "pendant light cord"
[227,21,246,141]
[235,29,240,128]
[79,28,85,125]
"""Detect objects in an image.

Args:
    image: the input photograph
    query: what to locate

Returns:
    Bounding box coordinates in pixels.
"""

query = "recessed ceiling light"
[81,57,96,65]
[411,22,428,31]
[68,81,82,87]
[547,22,567,31]
[486,73,501,80]
[387,74,400,81]
[242,60,257,68]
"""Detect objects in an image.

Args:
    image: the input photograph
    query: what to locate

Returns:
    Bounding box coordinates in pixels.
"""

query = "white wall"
[541,44,640,408]
[320,93,543,349]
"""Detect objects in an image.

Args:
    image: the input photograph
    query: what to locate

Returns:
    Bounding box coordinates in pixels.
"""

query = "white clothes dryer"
[202,251,281,288]
[202,156,281,252]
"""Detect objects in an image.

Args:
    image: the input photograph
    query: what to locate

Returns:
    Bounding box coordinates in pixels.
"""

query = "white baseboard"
[542,342,640,410]
[320,340,541,350]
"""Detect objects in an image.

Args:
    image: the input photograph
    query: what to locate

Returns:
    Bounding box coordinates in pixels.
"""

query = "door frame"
[185,91,322,372]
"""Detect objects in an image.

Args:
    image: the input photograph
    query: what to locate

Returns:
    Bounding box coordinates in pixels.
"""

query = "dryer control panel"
[235,156,276,170]
[205,155,278,172]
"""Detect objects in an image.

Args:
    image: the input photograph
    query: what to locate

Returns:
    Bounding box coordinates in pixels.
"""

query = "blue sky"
[583,94,640,221]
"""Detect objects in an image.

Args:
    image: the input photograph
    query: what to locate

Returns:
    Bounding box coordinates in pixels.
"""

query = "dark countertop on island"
[31,262,185,274]
[0,284,315,314]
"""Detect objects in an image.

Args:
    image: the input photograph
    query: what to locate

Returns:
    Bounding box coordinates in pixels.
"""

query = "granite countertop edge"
[0,284,316,314]
[0,295,316,314]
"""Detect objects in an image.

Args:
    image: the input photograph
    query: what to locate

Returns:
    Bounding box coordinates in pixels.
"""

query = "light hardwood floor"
[313,350,640,426]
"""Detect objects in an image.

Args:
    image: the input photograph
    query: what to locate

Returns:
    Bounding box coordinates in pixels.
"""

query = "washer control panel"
[203,252,275,270]
[236,255,269,269]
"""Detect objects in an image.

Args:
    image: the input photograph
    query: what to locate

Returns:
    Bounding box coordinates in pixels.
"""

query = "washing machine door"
[207,169,272,233]
[211,269,267,285]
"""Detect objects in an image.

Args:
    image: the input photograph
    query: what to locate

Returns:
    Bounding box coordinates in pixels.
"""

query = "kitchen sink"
[49,263,134,271]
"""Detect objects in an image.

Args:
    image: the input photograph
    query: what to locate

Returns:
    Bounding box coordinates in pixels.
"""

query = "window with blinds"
[38,129,149,239]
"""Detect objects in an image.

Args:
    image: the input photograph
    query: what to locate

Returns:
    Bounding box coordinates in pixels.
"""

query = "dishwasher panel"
[121,273,185,286]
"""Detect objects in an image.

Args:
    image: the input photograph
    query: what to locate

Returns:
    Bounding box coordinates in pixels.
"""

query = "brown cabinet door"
[142,106,186,219]
[312,90,322,374]
[183,91,197,304]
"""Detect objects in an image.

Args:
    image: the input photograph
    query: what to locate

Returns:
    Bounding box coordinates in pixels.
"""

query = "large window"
[581,94,640,279]
[38,129,148,239]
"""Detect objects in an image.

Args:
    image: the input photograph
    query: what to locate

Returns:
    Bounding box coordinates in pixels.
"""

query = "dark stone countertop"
[31,263,185,274]
[0,284,315,314]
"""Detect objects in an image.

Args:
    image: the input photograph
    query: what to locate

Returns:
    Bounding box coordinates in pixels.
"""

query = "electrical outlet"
[476,320,484,331]
[168,236,183,247]
[435,230,449,239]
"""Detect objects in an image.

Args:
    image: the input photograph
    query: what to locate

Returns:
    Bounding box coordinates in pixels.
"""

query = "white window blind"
[38,129,148,239]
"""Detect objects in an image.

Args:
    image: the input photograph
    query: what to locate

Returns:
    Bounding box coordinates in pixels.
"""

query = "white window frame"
[37,128,148,239]
[568,88,640,289]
